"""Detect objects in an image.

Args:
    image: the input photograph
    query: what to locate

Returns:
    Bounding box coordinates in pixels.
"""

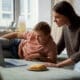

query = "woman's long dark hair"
[53,1,80,29]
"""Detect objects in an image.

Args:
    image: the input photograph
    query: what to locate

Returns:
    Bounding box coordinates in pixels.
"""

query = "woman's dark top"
[57,25,80,63]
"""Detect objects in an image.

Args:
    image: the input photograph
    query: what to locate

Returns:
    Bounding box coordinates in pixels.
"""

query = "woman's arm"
[44,58,74,67]
[70,32,80,63]
[56,58,74,67]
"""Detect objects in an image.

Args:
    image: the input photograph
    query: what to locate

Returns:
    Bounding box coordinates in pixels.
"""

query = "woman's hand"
[44,58,74,67]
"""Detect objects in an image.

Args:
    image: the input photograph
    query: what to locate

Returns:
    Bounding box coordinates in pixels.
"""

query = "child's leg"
[9,39,21,58]
[0,38,11,58]
[0,38,10,49]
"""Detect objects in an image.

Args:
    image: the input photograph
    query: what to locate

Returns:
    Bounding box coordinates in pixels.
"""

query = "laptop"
[0,47,5,66]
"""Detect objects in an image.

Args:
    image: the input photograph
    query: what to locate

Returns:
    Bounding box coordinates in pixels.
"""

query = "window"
[20,0,51,31]
[20,0,38,30]
[0,0,14,29]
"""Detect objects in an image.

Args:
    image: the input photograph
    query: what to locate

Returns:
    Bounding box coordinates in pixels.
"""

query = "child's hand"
[25,53,40,61]
[44,62,57,67]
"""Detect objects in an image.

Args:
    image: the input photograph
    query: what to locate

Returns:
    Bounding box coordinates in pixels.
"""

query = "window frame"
[0,0,15,30]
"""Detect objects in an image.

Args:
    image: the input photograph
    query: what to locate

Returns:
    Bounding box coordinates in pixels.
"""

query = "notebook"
[5,59,27,67]
[0,45,27,67]
[0,52,27,67]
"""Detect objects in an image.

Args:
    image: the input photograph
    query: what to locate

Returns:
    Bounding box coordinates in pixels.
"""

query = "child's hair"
[34,21,51,35]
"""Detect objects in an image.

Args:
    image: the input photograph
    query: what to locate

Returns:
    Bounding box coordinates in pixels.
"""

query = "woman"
[44,1,80,69]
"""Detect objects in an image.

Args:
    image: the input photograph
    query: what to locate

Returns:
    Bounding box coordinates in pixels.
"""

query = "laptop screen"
[0,44,5,66]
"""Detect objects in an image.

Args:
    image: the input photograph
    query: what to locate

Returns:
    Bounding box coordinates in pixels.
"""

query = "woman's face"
[53,11,69,27]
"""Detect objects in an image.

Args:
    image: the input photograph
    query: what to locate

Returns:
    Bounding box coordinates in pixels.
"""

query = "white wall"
[15,0,20,23]
[72,0,80,16]
[38,0,51,25]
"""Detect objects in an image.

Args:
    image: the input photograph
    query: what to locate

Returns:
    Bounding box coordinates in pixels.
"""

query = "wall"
[72,0,80,16]
[38,0,51,25]
[14,0,20,23]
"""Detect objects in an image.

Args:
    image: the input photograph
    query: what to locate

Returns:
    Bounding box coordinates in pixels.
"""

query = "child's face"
[37,31,49,44]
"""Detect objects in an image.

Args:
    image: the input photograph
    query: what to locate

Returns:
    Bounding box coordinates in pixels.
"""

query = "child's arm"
[1,32,24,39]
[24,53,41,61]
[46,41,57,63]
[38,51,57,63]
[47,50,57,63]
